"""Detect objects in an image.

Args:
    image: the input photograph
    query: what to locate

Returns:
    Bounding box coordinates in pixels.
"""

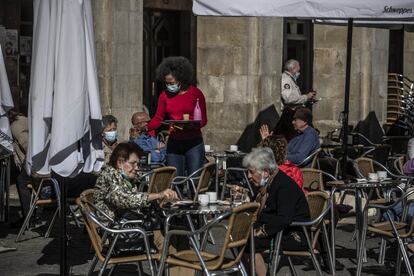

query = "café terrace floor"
[0,185,412,276]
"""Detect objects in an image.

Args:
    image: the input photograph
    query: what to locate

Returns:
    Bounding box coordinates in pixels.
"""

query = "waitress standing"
[147,56,207,177]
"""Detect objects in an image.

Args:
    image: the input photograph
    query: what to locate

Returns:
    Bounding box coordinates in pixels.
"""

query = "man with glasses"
[130,112,166,164]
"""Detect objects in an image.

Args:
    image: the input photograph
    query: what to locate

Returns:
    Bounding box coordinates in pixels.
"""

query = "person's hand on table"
[159,189,178,200]
[260,124,273,140]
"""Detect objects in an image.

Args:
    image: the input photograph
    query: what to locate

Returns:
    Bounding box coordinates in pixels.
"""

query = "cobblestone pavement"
[0,185,412,275]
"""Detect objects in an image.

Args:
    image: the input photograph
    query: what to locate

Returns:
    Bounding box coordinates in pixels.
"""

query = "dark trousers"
[166,136,205,177]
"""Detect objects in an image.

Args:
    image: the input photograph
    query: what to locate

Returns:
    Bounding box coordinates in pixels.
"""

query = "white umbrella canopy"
[26,0,57,175]
[48,0,103,177]
[0,45,14,151]
[27,0,103,178]
[193,0,414,18]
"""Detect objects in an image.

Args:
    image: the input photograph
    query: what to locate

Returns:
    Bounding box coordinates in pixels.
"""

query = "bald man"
[130,112,166,164]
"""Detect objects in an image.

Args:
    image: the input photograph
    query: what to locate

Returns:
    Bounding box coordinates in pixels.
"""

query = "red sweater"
[147,86,207,140]
[278,161,305,193]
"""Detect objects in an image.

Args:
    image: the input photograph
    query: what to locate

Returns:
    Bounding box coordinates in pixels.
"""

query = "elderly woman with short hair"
[243,147,310,276]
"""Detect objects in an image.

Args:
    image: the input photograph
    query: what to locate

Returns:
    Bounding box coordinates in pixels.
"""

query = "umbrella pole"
[60,176,68,275]
[341,18,353,180]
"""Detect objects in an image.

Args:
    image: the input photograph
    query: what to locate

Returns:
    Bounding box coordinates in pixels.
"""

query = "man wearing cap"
[130,112,166,164]
[274,59,316,141]
[287,108,320,167]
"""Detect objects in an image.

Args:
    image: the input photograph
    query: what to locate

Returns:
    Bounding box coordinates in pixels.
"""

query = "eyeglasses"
[125,160,138,167]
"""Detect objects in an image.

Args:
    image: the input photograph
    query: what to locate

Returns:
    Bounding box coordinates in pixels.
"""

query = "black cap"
[293,108,313,125]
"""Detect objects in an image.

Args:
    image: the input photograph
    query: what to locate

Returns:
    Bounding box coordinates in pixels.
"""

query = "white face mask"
[293,72,300,81]
[259,172,268,187]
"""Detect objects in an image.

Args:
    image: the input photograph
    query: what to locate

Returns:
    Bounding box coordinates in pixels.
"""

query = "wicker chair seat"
[106,254,160,265]
[368,221,408,238]
[166,250,236,271]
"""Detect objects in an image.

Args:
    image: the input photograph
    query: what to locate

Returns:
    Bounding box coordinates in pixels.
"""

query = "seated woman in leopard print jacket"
[94,142,177,220]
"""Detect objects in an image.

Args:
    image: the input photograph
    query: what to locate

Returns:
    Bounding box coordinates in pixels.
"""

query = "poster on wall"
[5,58,18,87]
[5,29,18,57]
[20,36,32,56]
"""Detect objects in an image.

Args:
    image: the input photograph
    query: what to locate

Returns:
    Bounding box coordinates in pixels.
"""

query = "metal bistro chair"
[77,189,158,276]
[171,162,216,244]
[157,202,260,276]
[357,189,414,276]
[297,148,322,168]
[147,166,177,194]
[269,191,333,276]
[16,175,80,242]
[300,168,337,192]
[171,162,215,201]
[137,166,176,193]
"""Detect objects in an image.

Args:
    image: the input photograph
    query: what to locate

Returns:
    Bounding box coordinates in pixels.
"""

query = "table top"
[206,151,246,158]
[160,202,233,216]
[327,179,399,189]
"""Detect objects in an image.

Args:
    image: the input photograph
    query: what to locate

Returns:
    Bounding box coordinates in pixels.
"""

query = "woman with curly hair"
[147,56,207,176]
[258,134,305,192]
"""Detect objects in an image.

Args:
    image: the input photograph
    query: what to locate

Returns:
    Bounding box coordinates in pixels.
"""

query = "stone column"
[313,25,389,135]
[197,16,283,150]
[92,0,144,140]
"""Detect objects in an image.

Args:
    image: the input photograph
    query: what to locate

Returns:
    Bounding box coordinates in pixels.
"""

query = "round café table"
[157,201,256,276]
[205,151,247,194]
[327,179,401,274]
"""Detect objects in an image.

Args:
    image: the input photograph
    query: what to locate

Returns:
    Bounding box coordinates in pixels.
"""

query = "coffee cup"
[204,145,211,152]
[183,114,190,120]
[198,194,209,206]
[377,171,387,180]
[230,145,238,152]
[368,173,379,181]
[206,192,217,203]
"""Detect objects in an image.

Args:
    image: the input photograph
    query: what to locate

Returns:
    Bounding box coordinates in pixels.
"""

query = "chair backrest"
[193,162,215,201]
[354,157,375,178]
[394,156,406,175]
[148,166,176,194]
[298,148,321,168]
[214,202,260,271]
[306,191,329,221]
[306,191,330,248]
[77,188,106,262]
[301,168,324,191]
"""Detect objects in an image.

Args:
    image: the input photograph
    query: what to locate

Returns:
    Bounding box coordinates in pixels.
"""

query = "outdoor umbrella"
[0,45,14,151]
[27,0,103,274]
[192,0,414,179]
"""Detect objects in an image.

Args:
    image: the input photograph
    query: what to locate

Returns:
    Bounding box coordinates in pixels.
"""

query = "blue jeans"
[383,201,414,223]
[166,136,205,177]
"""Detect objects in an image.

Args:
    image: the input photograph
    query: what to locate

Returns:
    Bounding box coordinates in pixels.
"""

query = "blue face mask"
[104,130,117,143]
[166,83,180,93]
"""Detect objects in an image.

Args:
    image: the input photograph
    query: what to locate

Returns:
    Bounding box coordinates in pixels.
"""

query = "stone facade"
[197,17,283,150]
[313,25,389,135]
[92,0,144,140]
[90,0,406,149]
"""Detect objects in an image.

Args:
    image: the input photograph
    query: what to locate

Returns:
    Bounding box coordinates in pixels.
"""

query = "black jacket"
[258,170,310,237]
